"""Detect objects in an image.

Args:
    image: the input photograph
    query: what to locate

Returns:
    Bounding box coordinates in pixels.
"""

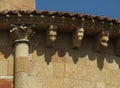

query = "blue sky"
[36,0,120,19]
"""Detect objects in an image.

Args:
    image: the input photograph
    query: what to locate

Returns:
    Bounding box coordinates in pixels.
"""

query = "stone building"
[0,0,120,88]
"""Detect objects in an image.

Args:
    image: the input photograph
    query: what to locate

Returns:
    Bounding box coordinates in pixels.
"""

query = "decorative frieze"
[72,27,84,48]
[46,25,57,47]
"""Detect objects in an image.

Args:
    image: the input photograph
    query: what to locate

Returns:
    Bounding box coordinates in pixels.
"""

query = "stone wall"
[29,32,120,88]
[0,31,13,88]
[0,0,35,11]
[0,31,120,88]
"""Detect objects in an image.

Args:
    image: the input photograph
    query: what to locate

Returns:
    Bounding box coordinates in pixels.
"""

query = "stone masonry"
[0,31,120,88]
[0,0,120,88]
[0,0,35,11]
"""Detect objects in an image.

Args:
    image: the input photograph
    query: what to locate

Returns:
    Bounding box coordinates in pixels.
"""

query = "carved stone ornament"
[100,31,110,47]
[46,25,57,47]
[95,31,110,52]
[72,27,84,48]
[10,24,35,43]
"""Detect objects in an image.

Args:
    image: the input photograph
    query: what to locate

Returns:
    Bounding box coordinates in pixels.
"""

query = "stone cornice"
[0,10,119,38]
[0,10,119,56]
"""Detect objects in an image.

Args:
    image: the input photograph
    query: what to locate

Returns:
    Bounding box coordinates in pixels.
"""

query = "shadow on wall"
[1,31,119,71]
[31,31,120,71]
[0,31,14,59]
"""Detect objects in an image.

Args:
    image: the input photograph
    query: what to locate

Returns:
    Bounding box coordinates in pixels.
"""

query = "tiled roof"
[0,10,120,24]
[0,10,120,36]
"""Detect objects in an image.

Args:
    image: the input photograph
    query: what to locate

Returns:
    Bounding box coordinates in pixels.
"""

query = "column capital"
[10,24,35,43]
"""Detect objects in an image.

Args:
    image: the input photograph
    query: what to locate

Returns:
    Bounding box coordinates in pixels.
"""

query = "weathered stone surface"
[47,63,54,77]
[28,77,47,88]
[0,0,35,11]
[0,59,8,76]
[63,78,76,88]
[29,33,120,88]
[46,77,63,88]
[0,30,119,87]
[51,52,67,63]
[0,79,13,88]
[76,79,105,88]
[7,58,14,76]
[53,62,65,78]
[0,52,4,59]
[0,0,11,11]
[15,72,28,88]
[65,63,77,78]
[101,69,115,85]
[30,60,50,77]
[15,57,30,73]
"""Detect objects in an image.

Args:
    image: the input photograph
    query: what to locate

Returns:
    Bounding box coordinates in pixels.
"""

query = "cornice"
[0,10,119,56]
[0,10,119,38]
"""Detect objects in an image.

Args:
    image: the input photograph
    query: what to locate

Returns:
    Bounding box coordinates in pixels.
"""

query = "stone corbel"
[72,27,84,48]
[114,38,120,56]
[46,25,57,47]
[95,31,110,52]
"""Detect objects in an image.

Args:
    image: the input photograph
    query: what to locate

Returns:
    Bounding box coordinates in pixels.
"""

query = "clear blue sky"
[36,0,120,19]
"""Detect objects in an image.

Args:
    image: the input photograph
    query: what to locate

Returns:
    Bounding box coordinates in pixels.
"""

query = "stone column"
[10,24,35,88]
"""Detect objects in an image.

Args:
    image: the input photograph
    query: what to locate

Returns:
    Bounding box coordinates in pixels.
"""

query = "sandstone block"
[77,64,104,82]
[0,0,35,11]
[53,62,65,78]
[28,76,47,88]
[30,61,49,77]
[63,78,76,88]
[65,63,77,78]
[76,79,95,88]
[7,58,13,76]
[46,77,63,88]
[0,59,8,76]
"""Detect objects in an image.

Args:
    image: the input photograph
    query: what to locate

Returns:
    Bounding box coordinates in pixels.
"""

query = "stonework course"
[0,1,120,88]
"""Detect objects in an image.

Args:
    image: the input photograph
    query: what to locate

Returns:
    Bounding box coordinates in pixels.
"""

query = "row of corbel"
[46,25,120,56]
[9,24,120,56]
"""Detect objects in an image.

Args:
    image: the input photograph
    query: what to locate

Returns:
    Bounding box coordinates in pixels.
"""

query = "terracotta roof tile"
[0,10,119,25]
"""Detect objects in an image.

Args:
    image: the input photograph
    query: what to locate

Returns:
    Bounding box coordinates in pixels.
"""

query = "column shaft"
[10,24,35,88]
[14,42,29,88]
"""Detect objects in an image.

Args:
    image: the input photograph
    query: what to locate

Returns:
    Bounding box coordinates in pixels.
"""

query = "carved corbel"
[46,25,57,47]
[72,27,84,48]
[10,24,35,43]
[114,38,120,56]
[95,31,110,52]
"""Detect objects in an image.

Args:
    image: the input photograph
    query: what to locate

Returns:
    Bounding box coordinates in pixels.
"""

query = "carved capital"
[95,31,110,52]
[72,27,84,48]
[46,25,57,47]
[10,24,35,43]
